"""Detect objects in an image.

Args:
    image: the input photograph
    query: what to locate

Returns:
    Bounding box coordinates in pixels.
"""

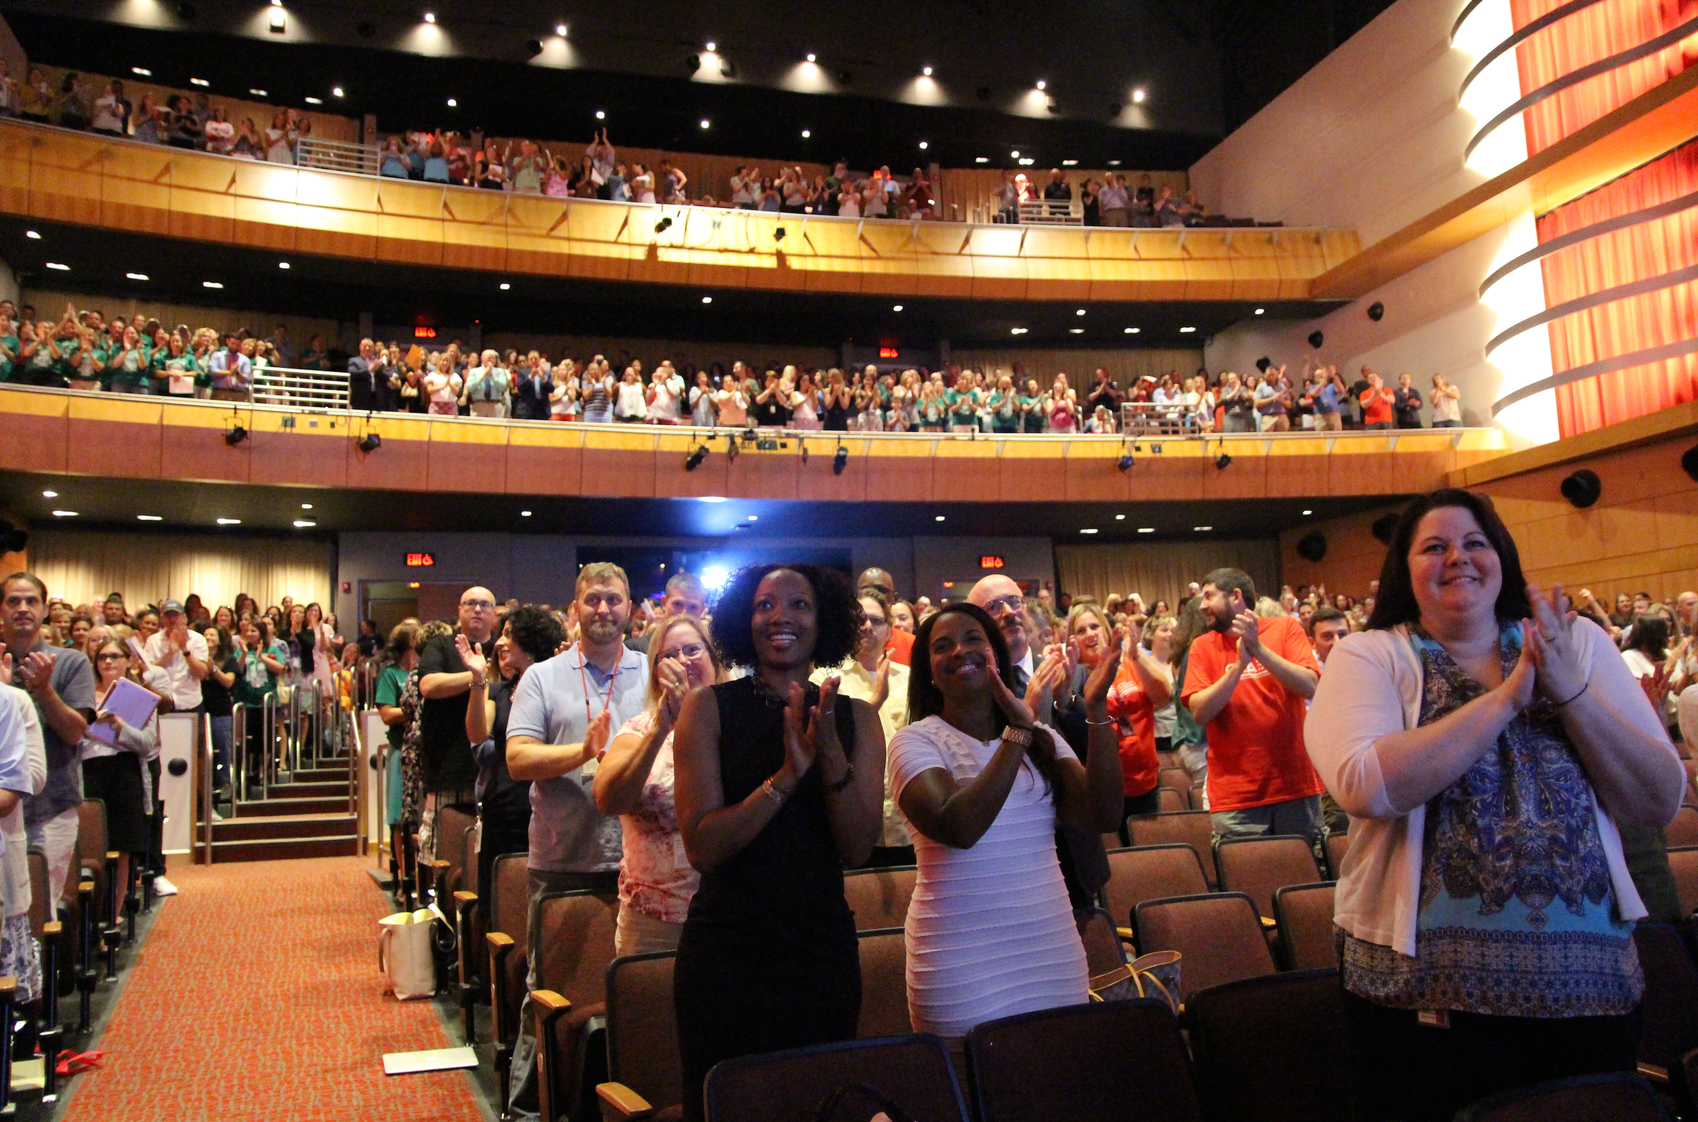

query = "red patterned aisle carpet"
[62,855,486,1122]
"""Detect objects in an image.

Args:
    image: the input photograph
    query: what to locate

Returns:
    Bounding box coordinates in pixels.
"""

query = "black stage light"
[833,444,848,475]
[224,423,248,446]
[687,54,701,73]
[1371,512,1400,545]
[685,444,709,472]
[359,432,382,453]
[725,432,739,462]
[800,439,809,466]
[1560,469,1601,508]
[654,216,673,234]
[1215,452,1232,470]
[774,226,786,242]
[1255,356,1271,372]
[1308,330,1324,349]
[525,39,544,58]
[1118,452,1134,472]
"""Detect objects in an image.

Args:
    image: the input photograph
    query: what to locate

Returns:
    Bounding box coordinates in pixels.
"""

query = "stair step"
[214,813,357,842]
[210,836,360,863]
[291,766,352,782]
[234,796,349,817]
[268,781,351,799]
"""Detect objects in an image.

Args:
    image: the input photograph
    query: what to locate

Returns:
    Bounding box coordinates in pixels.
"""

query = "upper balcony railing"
[0,118,1362,303]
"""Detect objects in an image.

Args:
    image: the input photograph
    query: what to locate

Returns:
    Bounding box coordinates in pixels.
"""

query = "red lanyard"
[578,647,621,726]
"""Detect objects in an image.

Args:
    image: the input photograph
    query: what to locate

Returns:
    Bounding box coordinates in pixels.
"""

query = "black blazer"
[512,371,553,420]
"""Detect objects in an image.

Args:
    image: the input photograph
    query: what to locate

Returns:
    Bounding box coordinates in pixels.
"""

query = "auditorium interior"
[0,0,1696,1118]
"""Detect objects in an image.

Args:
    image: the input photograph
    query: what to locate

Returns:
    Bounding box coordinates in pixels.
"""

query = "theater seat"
[1133,892,1275,1000]
[485,851,531,1111]
[1272,882,1339,971]
[529,889,619,1122]
[842,865,916,931]
[1667,807,1698,849]
[1074,906,1128,978]
[1214,835,1324,922]
[1188,968,1349,1122]
[1454,1072,1669,1122]
[707,1035,968,1122]
[1101,844,1210,944]
[856,928,911,1039]
[599,951,683,1121]
[1666,847,1698,917]
[1126,812,1218,888]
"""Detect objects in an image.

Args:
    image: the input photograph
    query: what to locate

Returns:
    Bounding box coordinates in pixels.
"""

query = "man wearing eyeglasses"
[857,568,913,666]
[417,586,500,842]
[3,572,94,908]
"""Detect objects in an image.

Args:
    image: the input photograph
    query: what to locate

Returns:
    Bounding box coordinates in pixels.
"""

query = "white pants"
[27,806,80,916]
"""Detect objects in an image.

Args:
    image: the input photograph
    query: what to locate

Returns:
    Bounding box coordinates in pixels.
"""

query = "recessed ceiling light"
[747,515,758,521]
[801,128,810,138]
[1124,327,1140,334]
[190,77,209,87]
[918,140,928,150]
[301,503,313,509]
[332,86,345,98]
[596,110,606,120]
[556,24,568,36]
[249,89,268,97]
[1179,326,1196,333]
[935,515,945,522]
[520,510,532,517]
[202,280,223,289]
[1062,159,1078,166]
[1108,159,1121,166]
[1133,88,1147,103]
[51,510,78,518]
[499,282,511,290]
[1302,509,1313,516]
[1138,527,1155,533]
[892,304,903,312]
[423,11,436,23]
[704,41,716,51]
[45,262,68,271]
[41,490,56,498]
[1193,525,1213,531]
[136,514,162,522]
[1010,150,1020,158]
[1069,328,1084,334]
[125,272,149,281]
[25,231,40,240]
[293,519,316,528]
[1076,308,1086,315]
[1035,80,1047,90]
[446,97,457,107]
[1080,527,1098,534]
[806,52,816,62]
[698,496,726,503]
[132,67,152,77]
[974,157,988,164]
[922,65,933,76]
[1115,514,1126,520]
[304,96,322,105]
[217,518,241,525]
[277,261,290,269]
[699,118,710,129]
[1010,327,1028,335]
[1254,308,1265,315]
[701,295,713,304]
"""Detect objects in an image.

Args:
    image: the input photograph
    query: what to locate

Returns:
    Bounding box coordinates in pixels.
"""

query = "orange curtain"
[1536,143,1698,434]
[1510,0,1696,156]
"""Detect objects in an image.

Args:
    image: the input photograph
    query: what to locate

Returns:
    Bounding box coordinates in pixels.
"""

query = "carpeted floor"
[60,855,487,1122]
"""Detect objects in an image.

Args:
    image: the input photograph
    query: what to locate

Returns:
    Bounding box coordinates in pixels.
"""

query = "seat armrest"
[597,1081,656,1120]
[452,890,477,909]
[1639,1061,1670,1086]
[43,921,61,937]
[487,932,518,1040]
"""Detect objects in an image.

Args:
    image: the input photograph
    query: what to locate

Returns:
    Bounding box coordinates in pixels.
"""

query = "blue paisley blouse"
[1340,623,1642,1017]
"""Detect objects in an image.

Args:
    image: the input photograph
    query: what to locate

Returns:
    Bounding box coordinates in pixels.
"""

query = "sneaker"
[211,809,224,822]
[153,875,179,897]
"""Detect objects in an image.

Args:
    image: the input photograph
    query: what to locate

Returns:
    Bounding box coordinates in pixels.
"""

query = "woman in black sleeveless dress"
[671,565,887,1122]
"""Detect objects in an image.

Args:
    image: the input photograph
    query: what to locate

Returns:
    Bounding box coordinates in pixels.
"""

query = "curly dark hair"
[504,605,563,665]
[1368,489,1532,630]
[711,564,861,670]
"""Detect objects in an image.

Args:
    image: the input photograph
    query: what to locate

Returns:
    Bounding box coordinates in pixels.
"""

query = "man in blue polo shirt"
[503,560,648,1117]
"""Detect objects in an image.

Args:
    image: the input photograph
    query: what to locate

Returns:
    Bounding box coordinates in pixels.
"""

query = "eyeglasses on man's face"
[981,594,1025,616]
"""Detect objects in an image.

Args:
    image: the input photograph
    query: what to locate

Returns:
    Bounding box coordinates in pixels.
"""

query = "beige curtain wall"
[1055,540,1281,614]
[28,529,331,615]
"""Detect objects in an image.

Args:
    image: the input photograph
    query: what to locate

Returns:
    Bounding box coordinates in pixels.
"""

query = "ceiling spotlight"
[1069,328,1084,334]
[446,97,457,107]
[919,140,928,150]
[41,490,56,498]
[747,515,758,521]
[249,88,268,97]
[190,77,209,87]
[1254,308,1265,315]
[1108,159,1121,166]
[806,52,816,62]
[596,109,606,120]
[1115,514,1126,520]
[301,503,313,509]
[292,519,316,528]
[304,96,322,104]
[975,156,988,164]
[1035,80,1047,90]
[268,6,286,32]
[358,432,382,453]
[217,518,241,525]
[699,118,710,129]
[556,23,568,35]
[1063,159,1078,166]
[701,295,713,304]
[655,216,673,234]
[521,510,533,517]
[332,86,345,97]
[499,282,511,290]
[278,261,290,269]
[1124,327,1140,334]
[1214,453,1232,470]
[1138,527,1155,533]
[685,444,709,472]
[1302,509,1313,516]
[833,444,848,475]
[922,65,933,76]
[423,11,436,23]
[1080,528,1098,534]
[893,304,903,312]
[202,280,223,288]
[224,423,248,446]
[125,272,149,281]
[131,67,152,77]
[801,128,810,138]
[704,41,716,51]
[1179,326,1196,333]
[1076,308,1086,315]
[1010,150,1020,158]
[51,510,78,518]
[137,515,163,522]
[1193,525,1213,532]
[935,515,945,522]
[25,231,39,240]
[1133,89,1147,103]
[45,262,69,271]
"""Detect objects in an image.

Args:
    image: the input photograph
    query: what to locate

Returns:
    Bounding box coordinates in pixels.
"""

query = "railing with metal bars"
[252,366,351,410]
[296,135,382,177]
[1018,199,1085,225]
[1118,401,1205,435]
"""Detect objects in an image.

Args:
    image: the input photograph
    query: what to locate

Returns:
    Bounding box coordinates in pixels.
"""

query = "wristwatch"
[1001,725,1034,747]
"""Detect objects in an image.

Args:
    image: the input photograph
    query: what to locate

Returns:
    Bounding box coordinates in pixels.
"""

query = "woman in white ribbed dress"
[887,602,1126,1048]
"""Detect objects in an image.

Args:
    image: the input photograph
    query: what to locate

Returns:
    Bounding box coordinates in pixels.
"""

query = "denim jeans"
[1210,794,1323,847]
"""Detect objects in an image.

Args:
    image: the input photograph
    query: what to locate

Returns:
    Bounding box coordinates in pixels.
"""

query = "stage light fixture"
[1308,330,1325,348]
[725,432,739,462]
[655,216,673,234]
[1118,452,1134,472]
[833,444,848,475]
[773,226,786,242]
[525,40,543,58]
[1215,452,1232,470]
[685,444,709,471]
[359,432,382,453]
[224,424,248,446]
[556,24,568,36]
[1682,444,1698,482]
[923,65,933,76]
[1296,531,1328,563]
[269,7,286,33]
[806,52,816,62]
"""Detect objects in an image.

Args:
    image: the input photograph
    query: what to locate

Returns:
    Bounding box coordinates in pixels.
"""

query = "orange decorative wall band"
[0,121,1360,303]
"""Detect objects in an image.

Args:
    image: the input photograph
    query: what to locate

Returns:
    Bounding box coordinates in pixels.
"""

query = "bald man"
[416,585,500,817]
[859,567,914,666]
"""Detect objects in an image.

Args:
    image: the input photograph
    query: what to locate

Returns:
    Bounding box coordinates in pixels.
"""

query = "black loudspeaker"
[1308,330,1324,349]
[1371,512,1400,545]
[1296,531,1328,563]
[1560,469,1601,508]
[1368,302,1385,322]
[1681,444,1698,482]
[1255,356,1271,372]
[0,519,27,553]
[166,758,189,778]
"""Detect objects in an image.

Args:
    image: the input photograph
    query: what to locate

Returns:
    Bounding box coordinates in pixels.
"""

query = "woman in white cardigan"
[1306,488,1684,1122]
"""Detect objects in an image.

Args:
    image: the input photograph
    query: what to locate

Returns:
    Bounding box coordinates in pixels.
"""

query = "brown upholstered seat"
[1133,892,1276,1000]
[706,1034,967,1122]
[1272,882,1339,971]
[842,865,916,931]
[599,951,684,1122]
[1126,811,1218,888]
[1214,834,1323,921]
[530,890,619,1122]
[856,927,912,1039]
[1102,844,1210,934]
[1188,968,1350,1122]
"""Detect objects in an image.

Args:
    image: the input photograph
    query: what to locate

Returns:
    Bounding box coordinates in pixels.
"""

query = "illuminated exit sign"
[405,552,435,567]
[980,556,1005,569]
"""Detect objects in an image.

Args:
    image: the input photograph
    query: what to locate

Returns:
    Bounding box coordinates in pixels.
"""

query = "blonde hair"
[645,616,722,707]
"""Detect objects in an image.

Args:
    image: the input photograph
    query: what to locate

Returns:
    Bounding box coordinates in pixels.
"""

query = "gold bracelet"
[761,776,789,806]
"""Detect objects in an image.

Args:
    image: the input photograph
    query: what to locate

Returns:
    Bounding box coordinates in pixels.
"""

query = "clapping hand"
[15,650,55,693]
[454,633,488,683]
[1082,626,1127,713]
[1523,584,1587,706]
[656,654,689,725]
[780,677,843,781]
[1230,612,1261,665]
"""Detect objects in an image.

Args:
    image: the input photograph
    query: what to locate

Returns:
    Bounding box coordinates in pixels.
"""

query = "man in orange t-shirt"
[1105,639,1175,840]
[858,566,913,666]
[1359,368,1395,430]
[1181,567,1324,844]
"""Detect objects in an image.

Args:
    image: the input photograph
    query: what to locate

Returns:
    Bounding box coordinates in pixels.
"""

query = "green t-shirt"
[374,664,409,750]
[67,345,107,384]
[106,346,148,387]
[150,349,201,391]
[232,641,288,707]
[946,389,978,424]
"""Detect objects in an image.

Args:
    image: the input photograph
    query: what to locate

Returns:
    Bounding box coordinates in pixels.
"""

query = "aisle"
[61,855,486,1122]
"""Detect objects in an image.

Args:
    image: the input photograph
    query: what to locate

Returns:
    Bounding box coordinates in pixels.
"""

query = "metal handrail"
[261,691,276,800]
[252,366,351,410]
[200,707,218,865]
[1018,199,1084,225]
[297,135,381,176]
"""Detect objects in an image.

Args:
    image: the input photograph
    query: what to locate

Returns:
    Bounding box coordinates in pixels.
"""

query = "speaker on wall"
[1308,330,1325,349]
[0,519,25,554]
[1371,512,1400,545]
[1560,469,1601,508]
[1368,302,1385,322]
[1681,444,1698,482]
[1296,531,1328,563]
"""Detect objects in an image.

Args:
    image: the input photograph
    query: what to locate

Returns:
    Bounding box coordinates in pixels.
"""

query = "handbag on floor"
[378,907,440,1000]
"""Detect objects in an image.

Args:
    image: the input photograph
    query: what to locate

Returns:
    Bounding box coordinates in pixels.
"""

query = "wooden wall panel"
[65,396,163,479]
[0,394,68,473]
[158,421,252,484]
[1064,445,1134,503]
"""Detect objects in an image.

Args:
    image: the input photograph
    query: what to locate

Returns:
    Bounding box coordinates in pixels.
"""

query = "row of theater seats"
[394,769,1698,1121]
